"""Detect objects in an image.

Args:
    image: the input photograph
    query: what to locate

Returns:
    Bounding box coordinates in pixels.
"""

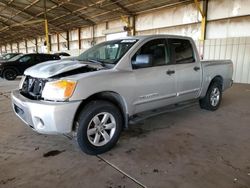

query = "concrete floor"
[0,78,250,188]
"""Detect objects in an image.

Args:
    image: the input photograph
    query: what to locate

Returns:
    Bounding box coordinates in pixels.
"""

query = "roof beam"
[1,27,42,39]
[109,0,134,15]
[0,0,66,33]
[0,24,62,41]
[0,14,16,22]
[0,17,10,26]
[75,0,148,20]
[53,19,91,31]
[48,0,96,25]
[0,0,41,32]
[42,0,122,24]
[0,0,40,25]
[63,1,125,15]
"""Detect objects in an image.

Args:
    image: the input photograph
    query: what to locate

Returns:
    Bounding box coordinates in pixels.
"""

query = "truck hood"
[24,60,102,79]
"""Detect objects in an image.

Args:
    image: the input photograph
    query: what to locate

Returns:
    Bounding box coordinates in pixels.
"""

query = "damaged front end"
[20,61,103,101]
[20,76,48,100]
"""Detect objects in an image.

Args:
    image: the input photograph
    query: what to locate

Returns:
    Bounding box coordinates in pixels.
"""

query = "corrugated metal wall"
[196,37,250,84]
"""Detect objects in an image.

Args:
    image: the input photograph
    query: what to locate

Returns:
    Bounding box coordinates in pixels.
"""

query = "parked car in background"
[54,52,70,58]
[0,53,22,61]
[12,35,233,155]
[0,53,60,80]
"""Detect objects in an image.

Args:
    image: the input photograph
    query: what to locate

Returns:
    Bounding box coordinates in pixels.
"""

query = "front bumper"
[11,90,81,134]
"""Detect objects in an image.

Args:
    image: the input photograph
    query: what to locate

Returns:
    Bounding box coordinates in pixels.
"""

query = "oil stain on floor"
[43,150,66,158]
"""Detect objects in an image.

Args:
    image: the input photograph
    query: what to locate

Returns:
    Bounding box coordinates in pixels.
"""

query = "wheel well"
[3,66,20,75]
[210,76,223,89]
[72,92,128,131]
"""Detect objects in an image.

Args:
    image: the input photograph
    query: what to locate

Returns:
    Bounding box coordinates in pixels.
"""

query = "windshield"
[8,54,23,61]
[3,54,16,60]
[1,54,8,58]
[77,39,138,65]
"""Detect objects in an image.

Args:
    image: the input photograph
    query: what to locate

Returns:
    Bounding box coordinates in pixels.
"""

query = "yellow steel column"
[194,0,207,58]
[44,0,50,53]
[121,15,134,36]
[194,0,206,41]
[44,19,50,53]
[200,17,206,41]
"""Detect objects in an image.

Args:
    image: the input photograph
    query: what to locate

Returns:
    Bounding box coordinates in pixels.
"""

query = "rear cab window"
[169,39,195,64]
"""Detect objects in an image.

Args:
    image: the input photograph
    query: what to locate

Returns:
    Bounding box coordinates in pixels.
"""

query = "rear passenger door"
[169,38,202,102]
[131,38,177,113]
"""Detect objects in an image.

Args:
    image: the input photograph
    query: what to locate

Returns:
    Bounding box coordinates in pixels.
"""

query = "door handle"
[193,66,200,71]
[166,70,175,75]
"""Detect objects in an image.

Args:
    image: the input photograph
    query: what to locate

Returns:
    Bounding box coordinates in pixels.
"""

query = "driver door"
[132,38,177,114]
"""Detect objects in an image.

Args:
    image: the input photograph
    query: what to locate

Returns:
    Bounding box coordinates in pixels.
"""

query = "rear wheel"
[199,82,222,111]
[3,69,17,80]
[76,100,123,155]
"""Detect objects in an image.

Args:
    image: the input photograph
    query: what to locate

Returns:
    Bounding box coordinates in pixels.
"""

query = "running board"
[129,100,198,125]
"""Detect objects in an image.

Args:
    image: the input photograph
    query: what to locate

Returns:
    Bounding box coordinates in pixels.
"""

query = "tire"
[3,69,17,80]
[76,100,123,155]
[199,81,222,111]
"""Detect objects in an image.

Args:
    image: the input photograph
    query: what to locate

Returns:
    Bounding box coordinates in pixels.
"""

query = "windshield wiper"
[87,59,106,67]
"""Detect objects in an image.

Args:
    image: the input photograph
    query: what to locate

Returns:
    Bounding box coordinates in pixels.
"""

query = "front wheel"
[199,82,222,111]
[3,69,17,80]
[76,100,123,155]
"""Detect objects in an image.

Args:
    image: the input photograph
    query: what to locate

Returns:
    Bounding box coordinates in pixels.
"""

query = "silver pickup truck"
[11,35,233,155]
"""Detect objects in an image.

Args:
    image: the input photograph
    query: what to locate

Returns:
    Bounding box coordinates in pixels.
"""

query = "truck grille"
[20,76,47,100]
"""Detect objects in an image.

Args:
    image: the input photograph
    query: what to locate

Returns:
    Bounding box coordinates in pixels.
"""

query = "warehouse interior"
[1,0,250,83]
[0,0,250,187]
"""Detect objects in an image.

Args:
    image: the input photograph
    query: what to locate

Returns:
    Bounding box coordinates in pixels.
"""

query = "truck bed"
[200,59,233,98]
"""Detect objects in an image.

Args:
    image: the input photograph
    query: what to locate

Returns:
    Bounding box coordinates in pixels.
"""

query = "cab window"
[169,39,195,64]
[19,55,32,63]
[132,39,170,69]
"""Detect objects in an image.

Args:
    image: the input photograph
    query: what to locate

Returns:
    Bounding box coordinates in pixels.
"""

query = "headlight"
[19,76,26,89]
[42,80,77,101]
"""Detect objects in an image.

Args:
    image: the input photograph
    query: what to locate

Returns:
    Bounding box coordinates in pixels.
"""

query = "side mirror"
[133,54,153,69]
